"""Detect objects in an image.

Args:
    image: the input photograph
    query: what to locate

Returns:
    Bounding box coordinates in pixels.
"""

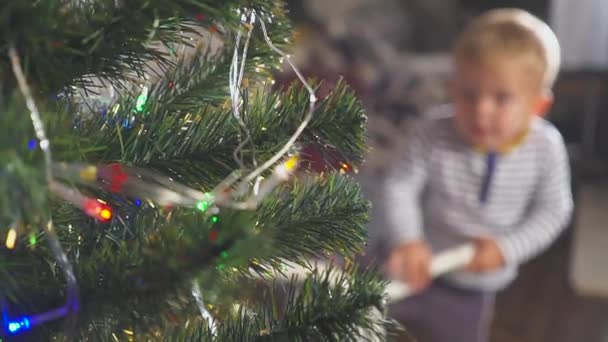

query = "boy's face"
[449,57,551,151]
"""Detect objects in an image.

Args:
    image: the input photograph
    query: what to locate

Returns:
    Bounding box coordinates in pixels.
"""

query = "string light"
[5,228,17,249]
[229,11,255,170]
[196,201,209,212]
[108,163,128,192]
[135,86,148,112]
[27,139,36,151]
[29,233,37,247]
[0,6,340,339]
[275,155,299,180]
[79,165,98,182]
[6,317,30,334]
[339,162,352,174]
[38,11,316,217]
[191,280,217,335]
[10,45,79,338]
[83,199,113,222]
[237,13,317,186]
[284,155,299,171]
[123,117,134,129]
[124,329,135,342]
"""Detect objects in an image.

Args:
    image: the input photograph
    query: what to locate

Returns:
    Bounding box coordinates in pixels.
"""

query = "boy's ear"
[534,90,554,117]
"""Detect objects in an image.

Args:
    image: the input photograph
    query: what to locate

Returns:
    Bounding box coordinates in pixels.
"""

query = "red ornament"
[109,163,128,193]
[168,81,174,89]
[83,198,113,222]
[273,63,366,101]
[300,143,352,174]
[195,13,205,21]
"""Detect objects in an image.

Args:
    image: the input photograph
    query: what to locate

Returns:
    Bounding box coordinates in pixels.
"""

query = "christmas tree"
[0,1,392,340]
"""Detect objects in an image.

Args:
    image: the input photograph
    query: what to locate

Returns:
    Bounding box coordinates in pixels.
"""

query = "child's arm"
[495,130,574,265]
[384,119,431,245]
[383,119,433,289]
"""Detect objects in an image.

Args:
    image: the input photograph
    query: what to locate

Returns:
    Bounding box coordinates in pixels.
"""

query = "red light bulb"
[83,199,113,222]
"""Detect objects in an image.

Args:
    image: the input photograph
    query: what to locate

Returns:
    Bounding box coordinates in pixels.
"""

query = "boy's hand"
[387,240,432,292]
[467,238,506,272]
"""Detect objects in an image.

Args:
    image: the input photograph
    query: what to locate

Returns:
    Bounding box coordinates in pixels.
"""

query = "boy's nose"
[472,97,494,127]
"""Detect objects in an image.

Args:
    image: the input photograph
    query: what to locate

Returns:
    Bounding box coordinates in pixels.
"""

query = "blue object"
[479,152,497,204]
[134,198,142,207]
[6,317,30,334]
[27,139,37,151]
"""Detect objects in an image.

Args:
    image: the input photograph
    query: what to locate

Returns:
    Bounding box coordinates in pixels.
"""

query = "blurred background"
[278,0,608,341]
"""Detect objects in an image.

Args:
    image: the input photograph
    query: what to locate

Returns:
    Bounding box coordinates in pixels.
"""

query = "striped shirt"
[385,105,574,291]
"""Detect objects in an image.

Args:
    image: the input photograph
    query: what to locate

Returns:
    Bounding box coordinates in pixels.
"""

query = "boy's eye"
[495,92,511,105]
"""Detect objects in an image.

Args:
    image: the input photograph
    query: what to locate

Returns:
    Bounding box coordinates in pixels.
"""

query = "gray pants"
[389,280,495,342]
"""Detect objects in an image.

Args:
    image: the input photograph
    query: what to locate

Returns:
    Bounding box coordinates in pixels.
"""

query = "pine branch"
[1,207,257,339]
[0,0,287,92]
[61,266,392,341]
[255,173,370,268]
[140,265,392,342]
[53,79,365,179]
[0,173,371,338]
[145,26,290,114]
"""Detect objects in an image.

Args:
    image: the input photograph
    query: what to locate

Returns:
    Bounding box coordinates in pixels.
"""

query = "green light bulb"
[196,201,209,212]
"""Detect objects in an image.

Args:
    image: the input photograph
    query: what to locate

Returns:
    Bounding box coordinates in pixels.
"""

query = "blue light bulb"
[7,317,30,334]
[8,322,19,333]
[27,139,37,151]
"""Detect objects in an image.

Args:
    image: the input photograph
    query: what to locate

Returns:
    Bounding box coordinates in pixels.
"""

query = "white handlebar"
[385,243,475,302]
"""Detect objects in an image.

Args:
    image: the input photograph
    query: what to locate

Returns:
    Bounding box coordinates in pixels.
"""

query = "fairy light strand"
[191,280,217,335]
[9,45,53,183]
[230,10,256,169]
[51,12,311,211]
[228,155,299,210]
[239,12,317,185]
[7,45,79,335]
[4,7,330,337]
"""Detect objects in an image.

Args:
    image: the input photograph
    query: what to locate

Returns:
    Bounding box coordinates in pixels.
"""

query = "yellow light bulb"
[5,228,17,249]
[79,166,98,182]
[284,156,299,171]
[100,209,113,220]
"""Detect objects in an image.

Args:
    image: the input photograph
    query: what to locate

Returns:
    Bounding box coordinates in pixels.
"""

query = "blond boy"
[385,8,573,342]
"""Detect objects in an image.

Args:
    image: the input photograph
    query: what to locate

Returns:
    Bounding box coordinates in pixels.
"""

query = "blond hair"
[453,8,560,89]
